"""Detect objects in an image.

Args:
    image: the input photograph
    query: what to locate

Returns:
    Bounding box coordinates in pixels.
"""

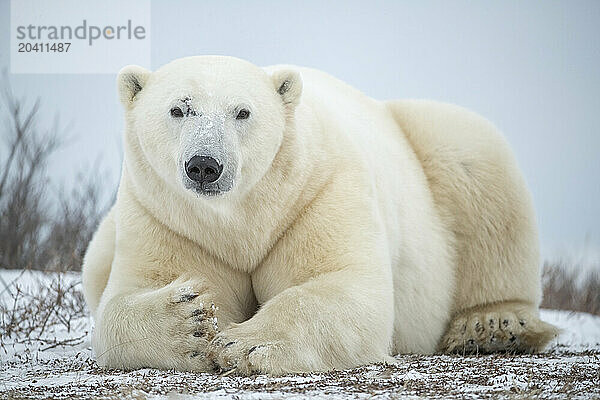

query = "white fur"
[83,56,555,375]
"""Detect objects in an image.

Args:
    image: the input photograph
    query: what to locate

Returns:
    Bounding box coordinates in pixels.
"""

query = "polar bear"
[82,55,557,375]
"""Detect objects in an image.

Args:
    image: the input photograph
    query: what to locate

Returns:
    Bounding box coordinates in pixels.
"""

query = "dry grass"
[2,350,599,399]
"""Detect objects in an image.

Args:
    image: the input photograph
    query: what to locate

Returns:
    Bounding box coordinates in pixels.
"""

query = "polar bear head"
[117,56,302,200]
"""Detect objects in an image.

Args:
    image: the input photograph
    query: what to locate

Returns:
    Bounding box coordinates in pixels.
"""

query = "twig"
[39,333,87,351]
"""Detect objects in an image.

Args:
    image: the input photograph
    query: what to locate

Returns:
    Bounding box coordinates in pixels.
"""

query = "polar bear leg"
[386,100,557,353]
[82,207,116,317]
[439,301,558,354]
[207,268,394,375]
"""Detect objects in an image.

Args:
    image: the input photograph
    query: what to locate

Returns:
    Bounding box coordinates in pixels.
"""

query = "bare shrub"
[40,169,107,272]
[0,272,87,340]
[0,78,112,272]
[0,86,60,270]
[0,271,88,360]
[541,261,600,316]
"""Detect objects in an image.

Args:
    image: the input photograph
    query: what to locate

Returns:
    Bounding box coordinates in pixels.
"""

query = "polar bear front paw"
[165,281,219,368]
[206,326,283,375]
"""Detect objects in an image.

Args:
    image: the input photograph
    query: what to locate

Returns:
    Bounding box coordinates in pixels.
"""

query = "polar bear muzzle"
[185,155,223,185]
[179,114,236,197]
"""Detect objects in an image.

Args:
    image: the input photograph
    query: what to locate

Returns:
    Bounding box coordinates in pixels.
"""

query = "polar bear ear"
[117,65,151,108]
[271,69,302,107]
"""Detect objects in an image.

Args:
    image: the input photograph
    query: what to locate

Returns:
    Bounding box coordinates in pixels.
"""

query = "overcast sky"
[1,0,599,263]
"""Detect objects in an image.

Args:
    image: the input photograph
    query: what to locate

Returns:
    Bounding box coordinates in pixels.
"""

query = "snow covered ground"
[1,269,599,399]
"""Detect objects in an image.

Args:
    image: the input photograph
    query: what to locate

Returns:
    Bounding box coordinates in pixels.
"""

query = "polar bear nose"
[185,155,223,184]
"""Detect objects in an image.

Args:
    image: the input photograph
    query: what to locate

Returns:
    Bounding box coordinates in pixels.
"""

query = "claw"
[210,360,221,373]
[193,329,205,337]
[219,368,237,377]
[176,293,199,303]
[191,309,205,317]
[475,321,483,333]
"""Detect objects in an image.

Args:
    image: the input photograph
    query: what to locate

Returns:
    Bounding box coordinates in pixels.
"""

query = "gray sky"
[1,0,599,262]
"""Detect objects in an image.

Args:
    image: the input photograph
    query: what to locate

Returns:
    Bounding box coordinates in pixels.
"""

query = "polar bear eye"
[170,107,184,118]
[236,108,250,120]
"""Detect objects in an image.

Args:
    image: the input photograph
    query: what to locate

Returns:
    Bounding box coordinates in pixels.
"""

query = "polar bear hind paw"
[439,301,559,354]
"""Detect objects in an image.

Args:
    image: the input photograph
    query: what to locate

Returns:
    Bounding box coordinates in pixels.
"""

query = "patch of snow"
[541,308,600,348]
